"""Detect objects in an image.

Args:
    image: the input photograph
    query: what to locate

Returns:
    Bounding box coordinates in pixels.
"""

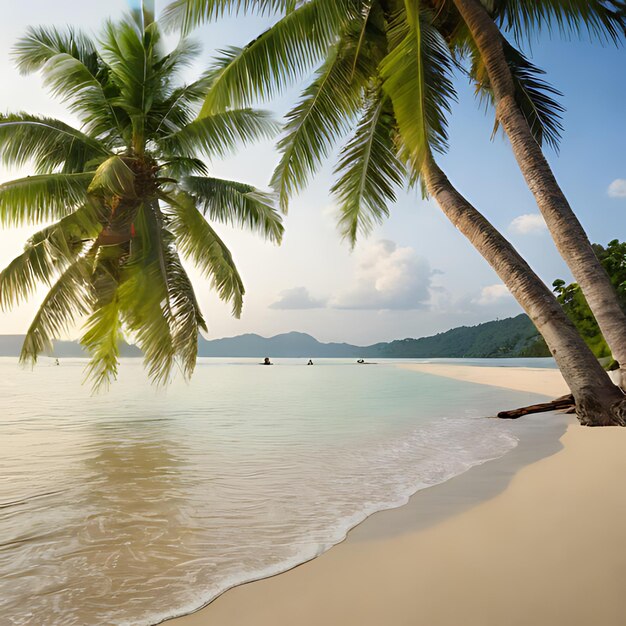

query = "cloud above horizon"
[509,213,547,235]
[331,240,435,310]
[608,179,626,198]
[474,284,512,306]
[269,287,327,310]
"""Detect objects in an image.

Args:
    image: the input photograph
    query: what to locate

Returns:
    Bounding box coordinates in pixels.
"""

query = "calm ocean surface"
[0,357,554,625]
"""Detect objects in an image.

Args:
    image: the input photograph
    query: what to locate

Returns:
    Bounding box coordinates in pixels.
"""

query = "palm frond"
[99,18,160,106]
[98,19,160,150]
[200,0,358,115]
[25,51,121,137]
[491,0,626,44]
[0,205,101,310]
[159,156,210,177]
[81,296,123,391]
[470,37,564,151]
[13,24,99,75]
[161,239,206,379]
[332,91,405,246]
[181,176,283,243]
[0,113,109,173]
[0,172,94,226]
[165,192,245,317]
[271,32,372,211]
[20,256,93,365]
[115,203,177,385]
[380,4,455,171]
[88,156,136,198]
[151,75,214,136]
[160,109,278,159]
[162,0,297,33]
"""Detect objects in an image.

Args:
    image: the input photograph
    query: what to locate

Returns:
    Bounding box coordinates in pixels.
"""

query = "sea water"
[0,357,553,625]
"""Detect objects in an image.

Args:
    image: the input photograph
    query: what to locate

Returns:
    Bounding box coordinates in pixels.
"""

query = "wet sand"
[167,364,626,626]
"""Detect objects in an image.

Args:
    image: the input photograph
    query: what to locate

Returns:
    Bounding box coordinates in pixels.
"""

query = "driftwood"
[497,394,575,419]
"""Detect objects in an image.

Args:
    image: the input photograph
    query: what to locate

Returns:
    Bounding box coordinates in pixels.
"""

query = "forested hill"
[363,314,545,358]
[198,314,545,358]
[0,314,546,359]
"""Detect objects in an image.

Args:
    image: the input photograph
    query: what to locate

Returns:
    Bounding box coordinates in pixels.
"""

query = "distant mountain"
[196,331,363,358]
[196,314,544,358]
[0,336,141,358]
[0,314,546,359]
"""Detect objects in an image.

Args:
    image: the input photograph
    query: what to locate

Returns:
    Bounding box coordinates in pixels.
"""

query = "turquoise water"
[0,358,548,625]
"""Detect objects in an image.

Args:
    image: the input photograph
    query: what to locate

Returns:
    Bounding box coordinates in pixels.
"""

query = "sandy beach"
[168,364,626,626]
[401,362,571,396]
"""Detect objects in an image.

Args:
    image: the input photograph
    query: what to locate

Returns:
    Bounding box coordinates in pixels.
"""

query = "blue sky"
[0,1,624,344]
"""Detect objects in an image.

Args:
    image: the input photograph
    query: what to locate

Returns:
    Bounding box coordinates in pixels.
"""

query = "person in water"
[262,357,272,365]
[307,359,314,365]
[357,359,365,364]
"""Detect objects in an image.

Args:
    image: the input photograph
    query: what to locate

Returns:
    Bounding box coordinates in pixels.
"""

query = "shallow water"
[0,358,548,625]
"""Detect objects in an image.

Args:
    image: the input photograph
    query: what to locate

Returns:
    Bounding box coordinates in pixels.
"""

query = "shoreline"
[399,362,570,397]
[163,363,626,626]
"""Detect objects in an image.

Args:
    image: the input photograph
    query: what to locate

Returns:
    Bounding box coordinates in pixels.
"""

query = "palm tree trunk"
[423,154,626,426]
[451,0,626,389]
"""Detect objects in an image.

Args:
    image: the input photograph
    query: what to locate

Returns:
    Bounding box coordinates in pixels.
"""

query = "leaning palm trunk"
[423,154,626,426]
[451,0,626,389]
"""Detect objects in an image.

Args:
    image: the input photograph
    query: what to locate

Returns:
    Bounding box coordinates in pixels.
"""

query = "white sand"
[401,363,570,396]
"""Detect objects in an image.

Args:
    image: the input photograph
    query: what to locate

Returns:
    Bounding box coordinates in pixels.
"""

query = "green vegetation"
[0,10,282,388]
[552,240,626,363]
[370,314,543,359]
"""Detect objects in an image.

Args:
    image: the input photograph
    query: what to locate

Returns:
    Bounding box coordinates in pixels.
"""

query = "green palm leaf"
[182,176,283,243]
[120,260,177,386]
[200,0,358,115]
[88,156,136,198]
[160,109,278,159]
[380,3,455,170]
[162,0,296,33]
[81,295,123,391]
[151,76,214,136]
[20,256,94,365]
[0,172,95,226]
[0,206,101,310]
[13,25,99,75]
[115,203,177,386]
[31,53,121,138]
[490,0,626,43]
[470,37,564,151]
[271,32,372,211]
[166,192,245,317]
[0,114,109,173]
[333,91,406,246]
[161,241,206,379]
[159,156,210,177]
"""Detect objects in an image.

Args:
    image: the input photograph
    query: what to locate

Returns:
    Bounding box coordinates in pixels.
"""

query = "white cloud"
[331,240,434,310]
[509,213,547,235]
[608,179,626,198]
[474,284,512,306]
[269,287,326,310]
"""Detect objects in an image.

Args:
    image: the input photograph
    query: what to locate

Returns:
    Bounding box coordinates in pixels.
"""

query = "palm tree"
[165,1,626,389]
[0,11,283,389]
[444,0,626,388]
[163,0,626,425]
